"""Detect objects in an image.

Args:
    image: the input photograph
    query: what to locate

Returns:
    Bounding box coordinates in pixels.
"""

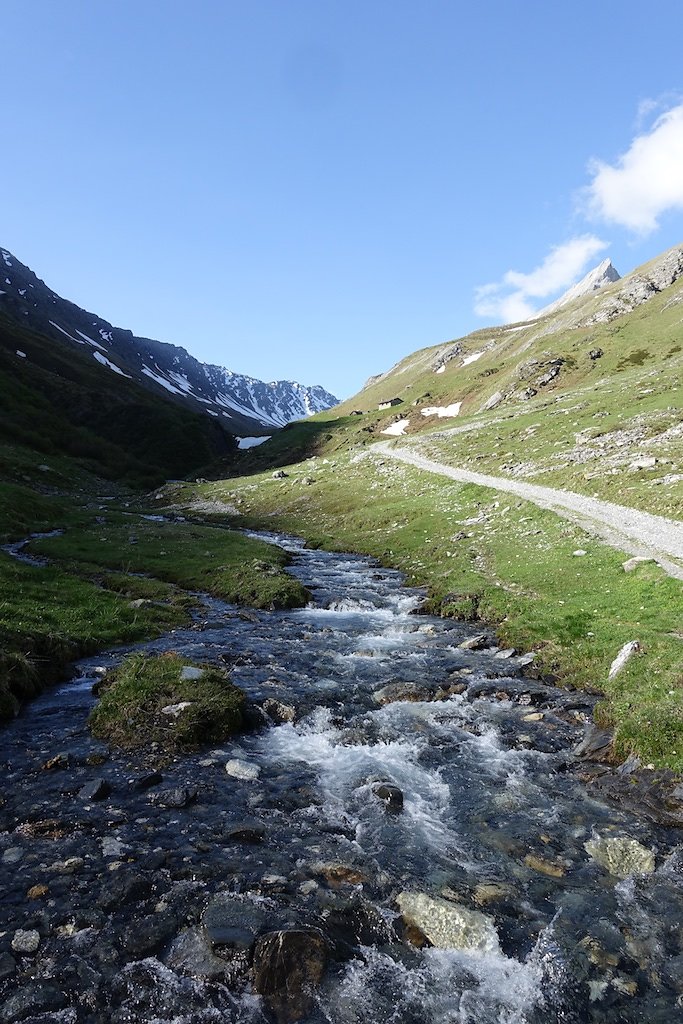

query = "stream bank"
[1,532,682,1023]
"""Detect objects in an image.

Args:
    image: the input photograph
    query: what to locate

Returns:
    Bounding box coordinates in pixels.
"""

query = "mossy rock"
[89,652,245,751]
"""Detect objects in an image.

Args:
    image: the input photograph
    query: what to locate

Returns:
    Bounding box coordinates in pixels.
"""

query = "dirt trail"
[372,441,683,581]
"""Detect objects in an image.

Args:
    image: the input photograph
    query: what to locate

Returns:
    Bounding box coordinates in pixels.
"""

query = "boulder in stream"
[584,835,655,878]
[252,928,327,1024]
[396,892,500,952]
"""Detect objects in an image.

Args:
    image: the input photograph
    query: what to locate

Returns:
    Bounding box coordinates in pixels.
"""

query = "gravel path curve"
[373,441,683,581]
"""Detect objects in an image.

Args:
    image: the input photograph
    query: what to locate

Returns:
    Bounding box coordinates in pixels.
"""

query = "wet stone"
[150,786,198,808]
[373,783,404,812]
[201,893,269,949]
[0,981,67,1024]
[252,928,328,1024]
[0,952,16,983]
[11,929,40,954]
[78,778,111,802]
[131,771,163,791]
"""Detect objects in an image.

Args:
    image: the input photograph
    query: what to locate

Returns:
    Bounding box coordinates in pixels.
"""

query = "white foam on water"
[320,943,544,1023]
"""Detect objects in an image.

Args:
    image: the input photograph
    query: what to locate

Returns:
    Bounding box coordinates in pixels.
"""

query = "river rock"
[226,821,266,843]
[396,892,500,952]
[573,723,614,763]
[202,893,268,949]
[132,770,164,790]
[151,786,198,808]
[225,758,260,780]
[252,928,327,1024]
[459,634,489,650]
[584,836,655,878]
[0,980,67,1023]
[372,783,404,812]
[11,928,40,954]
[79,777,111,802]
[0,952,16,983]
[263,698,297,724]
[49,856,84,874]
[166,927,229,980]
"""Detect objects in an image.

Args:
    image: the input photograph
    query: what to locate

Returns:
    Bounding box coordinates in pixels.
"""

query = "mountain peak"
[536,259,621,318]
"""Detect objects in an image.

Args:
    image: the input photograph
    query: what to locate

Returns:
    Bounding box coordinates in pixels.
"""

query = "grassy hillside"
[232,244,683,517]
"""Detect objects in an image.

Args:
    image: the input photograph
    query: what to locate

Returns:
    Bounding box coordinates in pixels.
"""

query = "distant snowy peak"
[0,247,339,433]
[536,259,621,318]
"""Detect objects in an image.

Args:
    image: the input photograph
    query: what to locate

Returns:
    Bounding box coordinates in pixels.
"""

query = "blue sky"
[3,2,683,398]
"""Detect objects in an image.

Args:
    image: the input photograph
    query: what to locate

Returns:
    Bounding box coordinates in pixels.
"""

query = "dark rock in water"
[121,911,178,957]
[0,951,16,983]
[318,894,395,961]
[202,893,268,949]
[165,927,229,980]
[252,928,327,1024]
[131,771,163,791]
[226,821,266,844]
[373,783,404,813]
[97,868,151,911]
[573,723,614,763]
[241,703,271,731]
[78,778,111,802]
[0,980,67,1023]
[150,786,198,809]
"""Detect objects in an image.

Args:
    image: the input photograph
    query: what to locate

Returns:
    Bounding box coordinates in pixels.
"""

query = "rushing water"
[1,532,682,1024]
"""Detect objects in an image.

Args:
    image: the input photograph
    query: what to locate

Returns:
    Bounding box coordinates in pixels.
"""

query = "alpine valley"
[1,241,683,1024]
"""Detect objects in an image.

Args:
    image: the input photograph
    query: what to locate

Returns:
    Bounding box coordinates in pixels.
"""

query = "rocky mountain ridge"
[0,247,338,434]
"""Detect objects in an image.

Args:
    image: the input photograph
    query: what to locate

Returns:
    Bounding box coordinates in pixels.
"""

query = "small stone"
[151,786,198,808]
[79,778,111,802]
[524,854,566,878]
[27,884,49,900]
[161,701,194,716]
[459,634,489,650]
[2,847,24,865]
[522,712,544,722]
[226,822,266,843]
[49,857,84,874]
[272,469,288,479]
[225,758,260,780]
[622,556,655,572]
[494,648,516,659]
[262,698,297,724]
[573,549,587,557]
[11,928,40,954]
[373,783,404,813]
[132,771,164,790]
[180,666,204,681]
[101,837,128,858]
[629,457,656,470]
[41,752,69,771]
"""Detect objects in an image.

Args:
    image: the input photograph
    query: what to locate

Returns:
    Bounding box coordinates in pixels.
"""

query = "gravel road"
[373,441,683,581]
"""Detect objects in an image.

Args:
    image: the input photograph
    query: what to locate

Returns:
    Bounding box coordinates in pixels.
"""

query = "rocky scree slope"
[0,247,338,436]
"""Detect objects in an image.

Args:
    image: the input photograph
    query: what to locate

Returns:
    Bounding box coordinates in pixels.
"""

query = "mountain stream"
[1,532,682,1023]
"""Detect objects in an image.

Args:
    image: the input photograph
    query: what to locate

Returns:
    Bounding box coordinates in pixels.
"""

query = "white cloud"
[585,103,683,233]
[474,235,608,323]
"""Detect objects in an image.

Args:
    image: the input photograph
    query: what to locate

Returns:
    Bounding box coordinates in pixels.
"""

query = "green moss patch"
[89,652,245,751]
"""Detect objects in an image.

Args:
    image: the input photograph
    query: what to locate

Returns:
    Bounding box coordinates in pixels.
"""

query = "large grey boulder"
[396,892,499,952]
[584,835,655,878]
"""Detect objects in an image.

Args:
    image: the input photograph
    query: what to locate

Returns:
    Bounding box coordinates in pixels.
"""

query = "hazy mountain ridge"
[0,248,338,434]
